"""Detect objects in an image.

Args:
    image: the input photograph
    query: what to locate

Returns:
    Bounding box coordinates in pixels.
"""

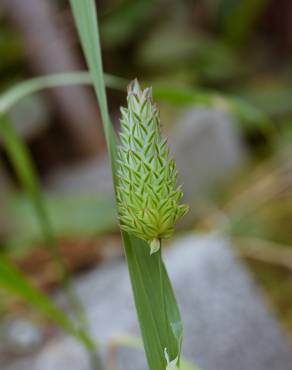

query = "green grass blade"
[0,72,126,115]
[0,116,53,245]
[0,116,101,366]
[0,116,95,339]
[0,71,272,137]
[0,256,97,352]
[122,234,182,369]
[5,192,117,253]
[69,0,117,170]
[0,256,92,345]
[69,1,183,369]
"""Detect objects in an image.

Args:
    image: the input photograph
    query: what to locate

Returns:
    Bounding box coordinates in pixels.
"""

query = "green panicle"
[116,79,189,253]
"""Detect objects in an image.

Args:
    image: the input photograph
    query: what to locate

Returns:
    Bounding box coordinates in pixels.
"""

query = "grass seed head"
[117,79,189,253]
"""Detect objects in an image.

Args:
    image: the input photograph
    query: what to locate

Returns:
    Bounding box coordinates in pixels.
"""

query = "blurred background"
[0,0,291,367]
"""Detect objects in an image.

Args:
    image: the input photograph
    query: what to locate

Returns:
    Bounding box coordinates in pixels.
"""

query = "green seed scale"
[116,80,189,254]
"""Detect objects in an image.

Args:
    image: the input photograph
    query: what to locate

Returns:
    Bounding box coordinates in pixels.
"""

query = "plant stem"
[0,116,101,370]
[37,197,103,370]
[158,245,172,357]
[78,330,104,370]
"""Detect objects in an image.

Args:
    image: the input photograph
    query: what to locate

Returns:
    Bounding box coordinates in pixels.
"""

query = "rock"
[168,108,246,209]
[44,152,113,194]
[0,319,44,356]
[3,234,292,370]
[0,319,45,368]
[7,94,50,140]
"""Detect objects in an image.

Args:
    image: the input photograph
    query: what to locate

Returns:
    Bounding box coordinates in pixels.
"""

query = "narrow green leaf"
[69,1,183,369]
[0,256,97,352]
[0,116,54,247]
[0,256,89,344]
[0,72,126,114]
[122,234,182,368]
[0,116,99,357]
[5,192,117,253]
[0,71,272,135]
[0,117,97,346]
[69,0,117,174]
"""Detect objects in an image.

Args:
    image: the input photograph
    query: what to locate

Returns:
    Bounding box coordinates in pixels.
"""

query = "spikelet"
[116,79,189,254]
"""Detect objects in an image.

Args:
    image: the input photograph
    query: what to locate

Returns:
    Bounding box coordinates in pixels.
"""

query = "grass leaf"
[69,1,183,369]
[0,69,272,136]
[0,116,100,363]
[0,256,93,347]
[123,234,182,368]
[69,0,117,173]
[5,192,117,253]
[0,72,126,114]
[0,116,54,245]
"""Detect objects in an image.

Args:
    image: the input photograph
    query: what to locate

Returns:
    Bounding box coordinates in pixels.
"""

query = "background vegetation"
[0,0,291,367]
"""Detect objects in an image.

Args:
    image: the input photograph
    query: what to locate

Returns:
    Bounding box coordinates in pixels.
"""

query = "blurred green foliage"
[5,192,116,254]
[0,22,25,87]
[218,0,270,45]
[100,0,156,48]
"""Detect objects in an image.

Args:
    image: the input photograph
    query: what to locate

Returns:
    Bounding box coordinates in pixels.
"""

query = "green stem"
[35,191,103,370]
[0,116,102,370]
[31,186,103,370]
[158,245,172,358]
[80,331,103,370]
[38,206,88,330]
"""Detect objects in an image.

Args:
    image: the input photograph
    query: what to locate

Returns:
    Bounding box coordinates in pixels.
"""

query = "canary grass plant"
[70,1,187,370]
[0,2,188,370]
[71,0,189,370]
[0,1,271,370]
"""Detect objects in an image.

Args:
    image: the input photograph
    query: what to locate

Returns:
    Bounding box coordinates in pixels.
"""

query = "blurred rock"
[0,319,44,364]
[3,234,292,370]
[44,152,113,194]
[168,108,246,209]
[7,94,50,140]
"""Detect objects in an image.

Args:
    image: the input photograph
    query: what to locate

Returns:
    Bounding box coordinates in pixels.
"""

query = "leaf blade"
[69,1,184,369]
[0,257,78,339]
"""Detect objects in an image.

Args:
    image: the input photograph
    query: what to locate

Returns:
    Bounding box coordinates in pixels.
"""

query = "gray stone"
[168,108,246,208]
[3,234,292,370]
[7,94,50,140]
[44,152,113,194]
[0,319,44,356]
